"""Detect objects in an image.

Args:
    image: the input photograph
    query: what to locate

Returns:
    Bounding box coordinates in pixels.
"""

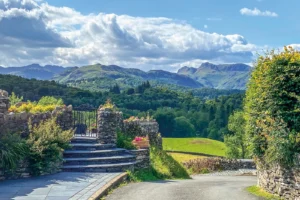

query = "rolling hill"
[54,64,204,91]
[0,64,71,80]
[177,62,251,90]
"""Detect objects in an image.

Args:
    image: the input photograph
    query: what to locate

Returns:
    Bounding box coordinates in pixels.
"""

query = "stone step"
[62,162,136,172]
[63,148,126,158]
[69,143,116,151]
[63,154,135,165]
[71,137,98,144]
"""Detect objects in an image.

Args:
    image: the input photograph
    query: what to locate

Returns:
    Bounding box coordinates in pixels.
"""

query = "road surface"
[106,175,260,200]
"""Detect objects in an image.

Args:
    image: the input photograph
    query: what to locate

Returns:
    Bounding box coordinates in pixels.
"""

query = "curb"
[89,172,128,200]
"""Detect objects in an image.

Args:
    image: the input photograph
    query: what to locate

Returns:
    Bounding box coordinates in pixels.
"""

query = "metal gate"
[73,105,98,137]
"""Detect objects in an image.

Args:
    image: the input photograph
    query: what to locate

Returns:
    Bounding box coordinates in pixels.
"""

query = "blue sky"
[0,0,299,71]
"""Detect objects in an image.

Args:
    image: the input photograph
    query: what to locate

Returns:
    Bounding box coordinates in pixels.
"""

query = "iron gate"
[73,104,98,137]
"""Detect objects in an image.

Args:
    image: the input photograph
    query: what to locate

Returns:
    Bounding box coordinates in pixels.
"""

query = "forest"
[0,74,244,141]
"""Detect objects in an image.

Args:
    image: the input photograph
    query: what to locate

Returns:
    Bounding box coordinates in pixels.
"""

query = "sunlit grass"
[246,186,281,200]
[163,138,226,157]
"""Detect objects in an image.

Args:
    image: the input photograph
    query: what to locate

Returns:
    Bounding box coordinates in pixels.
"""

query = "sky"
[0,0,299,71]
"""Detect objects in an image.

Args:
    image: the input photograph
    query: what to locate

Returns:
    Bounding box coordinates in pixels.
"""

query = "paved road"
[106,175,260,200]
[0,172,121,200]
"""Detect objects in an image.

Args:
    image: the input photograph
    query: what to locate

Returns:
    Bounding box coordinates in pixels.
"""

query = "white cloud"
[204,24,208,29]
[240,8,278,17]
[0,0,257,71]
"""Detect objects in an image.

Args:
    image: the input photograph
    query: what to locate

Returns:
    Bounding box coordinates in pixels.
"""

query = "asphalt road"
[106,175,260,200]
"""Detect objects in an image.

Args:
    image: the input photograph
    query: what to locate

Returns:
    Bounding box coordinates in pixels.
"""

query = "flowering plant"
[132,136,149,149]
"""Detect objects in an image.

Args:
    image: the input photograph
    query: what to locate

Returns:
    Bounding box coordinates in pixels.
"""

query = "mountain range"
[0,64,70,80]
[0,63,252,90]
[177,62,251,89]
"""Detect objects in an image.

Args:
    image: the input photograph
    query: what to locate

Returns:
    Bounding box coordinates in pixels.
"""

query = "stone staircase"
[62,137,136,172]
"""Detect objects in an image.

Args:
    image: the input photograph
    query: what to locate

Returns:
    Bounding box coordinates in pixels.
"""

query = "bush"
[128,147,190,181]
[38,96,64,106]
[9,92,23,105]
[0,133,27,171]
[244,47,300,166]
[8,96,64,114]
[116,131,136,150]
[27,118,73,175]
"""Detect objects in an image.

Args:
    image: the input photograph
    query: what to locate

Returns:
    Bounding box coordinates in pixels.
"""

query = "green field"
[163,138,226,157]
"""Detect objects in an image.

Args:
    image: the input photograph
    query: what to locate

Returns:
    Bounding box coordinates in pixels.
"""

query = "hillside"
[54,64,203,91]
[163,138,226,157]
[177,62,251,90]
[0,64,71,80]
[0,74,244,141]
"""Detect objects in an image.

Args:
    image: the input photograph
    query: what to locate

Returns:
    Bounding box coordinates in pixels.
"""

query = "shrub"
[116,131,136,150]
[8,96,63,114]
[27,118,73,175]
[0,133,27,171]
[9,92,23,105]
[244,47,300,166]
[38,96,64,106]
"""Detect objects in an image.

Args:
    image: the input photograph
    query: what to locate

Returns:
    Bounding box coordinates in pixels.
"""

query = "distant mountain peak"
[177,62,251,90]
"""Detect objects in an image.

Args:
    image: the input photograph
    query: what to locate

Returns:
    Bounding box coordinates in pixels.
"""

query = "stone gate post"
[97,106,123,144]
[0,90,9,114]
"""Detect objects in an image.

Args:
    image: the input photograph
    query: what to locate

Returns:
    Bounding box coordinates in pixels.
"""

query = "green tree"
[9,92,23,105]
[244,47,300,166]
[154,109,176,137]
[225,111,248,159]
[173,116,196,137]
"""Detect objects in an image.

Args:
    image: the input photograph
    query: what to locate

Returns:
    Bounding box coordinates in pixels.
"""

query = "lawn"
[163,138,226,157]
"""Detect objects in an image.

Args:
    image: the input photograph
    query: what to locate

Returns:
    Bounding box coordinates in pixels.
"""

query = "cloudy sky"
[0,0,299,71]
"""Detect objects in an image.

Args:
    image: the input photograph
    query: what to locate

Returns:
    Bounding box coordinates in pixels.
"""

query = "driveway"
[106,174,260,200]
[0,172,122,200]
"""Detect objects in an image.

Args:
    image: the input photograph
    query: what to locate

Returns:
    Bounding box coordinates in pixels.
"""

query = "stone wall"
[129,149,150,169]
[123,119,162,149]
[257,163,300,200]
[0,105,73,137]
[97,107,123,144]
[0,161,30,181]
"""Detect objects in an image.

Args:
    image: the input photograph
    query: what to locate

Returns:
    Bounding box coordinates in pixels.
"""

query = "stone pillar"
[140,121,162,149]
[0,90,9,114]
[97,107,123,144]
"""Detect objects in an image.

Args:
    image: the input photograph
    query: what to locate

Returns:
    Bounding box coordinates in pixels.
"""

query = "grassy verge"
[128,147,190,182]
[163,138,226,157]
[246,186,281,200]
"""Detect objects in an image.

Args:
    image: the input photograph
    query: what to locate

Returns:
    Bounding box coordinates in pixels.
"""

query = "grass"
[168,152,205,163]
[127,147,190,182]
[163,138,226,157]
[246,186,281,200]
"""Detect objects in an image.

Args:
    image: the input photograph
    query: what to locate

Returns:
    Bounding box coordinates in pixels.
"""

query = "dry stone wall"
[0,89,73,137]
[257,161,300,200]
[123,119,162,149]
[129,149,150,169]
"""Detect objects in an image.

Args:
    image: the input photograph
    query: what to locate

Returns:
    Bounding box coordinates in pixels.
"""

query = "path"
[0,172,122,200]
[106,174,260,200]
